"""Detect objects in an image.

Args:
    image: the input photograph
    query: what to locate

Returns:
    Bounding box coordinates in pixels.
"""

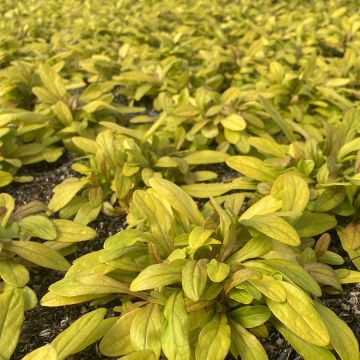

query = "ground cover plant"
[0,0,360,359]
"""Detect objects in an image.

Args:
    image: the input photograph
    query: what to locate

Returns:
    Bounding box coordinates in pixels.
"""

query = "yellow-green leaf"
[182,260,208,301]
[19,215,57,240]
[52,219,96,243]
[22,345,57,360]
[130,261,183,292]
[207,259,230,282]
[240,215,300,246]
[266,282,329,346]
[161,291,190,360]
[314,302,359,360]
[195,313,231,360]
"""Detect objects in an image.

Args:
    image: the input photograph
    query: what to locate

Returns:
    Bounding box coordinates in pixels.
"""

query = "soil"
[5,153,360,360]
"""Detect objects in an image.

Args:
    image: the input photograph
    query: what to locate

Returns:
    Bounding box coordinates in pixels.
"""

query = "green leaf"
[6,241,70,271]
[183,150,229,164]
[220,114,246,131]
[38,64,67,99]
[0,260,29,287]
[130,304,161,358]
[0,288,24,359]
[342,222,360,250]
[0,194,15,226]
[248,137,286,158]
[230,320,268,360]
[0,171,13,188]
[182,260,208,301]
[52,219,96,243]
[230,305,271,328]
[119,350,156,360]
[248,275,286,302]
[149,178,204,226]
[195,314,231,360]
[52,308,106,360]
[239,195,282,220]
[182,181,256,198]
[226,156,279,183]
[266,282,329,346]
[130,261,183,292]
[227,236,272,265]
[274,320,336,360]
[294,213,337,237]
[207,259,230,282]
[261,259,322,297]
[240,215,300,246]
[19,215,57,240]
[314,302,359,360]
[271,172,310,220]
[22,345,57,360]
[259,96,295,142]
[49,274,129,296]
[337,137,360,161]
[48,178,89,213]
[100,309,141,356]
[188,226,215,250]
[161,291,190,360]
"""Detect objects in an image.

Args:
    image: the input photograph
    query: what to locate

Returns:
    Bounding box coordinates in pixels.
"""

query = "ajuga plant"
[31,180,360,360]
[47,124,229,224]
[0,193,96,359]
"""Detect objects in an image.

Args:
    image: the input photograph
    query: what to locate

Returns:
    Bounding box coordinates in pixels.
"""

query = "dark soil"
[6,153,360,359]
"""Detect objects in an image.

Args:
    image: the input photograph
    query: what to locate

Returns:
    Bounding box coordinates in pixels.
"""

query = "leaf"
[240,215,300,246]
[0,193,15,226]
[227,236,272,265]
[230,305,271,328]
[100,309,141,356]
[0,171,13,187]
[183,150,229,164]
[259,96,295,142]
[182,260,208,301]
[239,195,282,220]
[0,288,24,359]
[130,261,183,291]
[22,345,57,360]
[248,137,286,158]
[314,302,359,360]
[132,190,173,255]
[19,215,57,240]
[0,260,29,287]
[182,181,256,198]
[248,275,286,302]
[6,241,70,271]
[38,64,67,99]
[188,226,215,250]
[220,114,246,131]
[271,172,310,220]
[119,350,156,360]
[337,137,360,161]
[48,178,89,213]
[195,313,231,360]
[274,320,336,360]
[52,219,96,243]
[130,304,162,358]
[161,291,190,360]
[230,320,268,360]
[294,212,337,237]
[149,178,204,225]
[266,282,329,346]
[335,269,360,284]
[49,274,129,296]
[226,156,279,183]
[342,222,360,250]
[207,259,230,282]
[261,259,322,297]
[52,308,106,360]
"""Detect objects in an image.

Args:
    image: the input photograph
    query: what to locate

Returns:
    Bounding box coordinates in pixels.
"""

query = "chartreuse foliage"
[47,125,229,224]
[0,194,95,359]
[32,180,359,360]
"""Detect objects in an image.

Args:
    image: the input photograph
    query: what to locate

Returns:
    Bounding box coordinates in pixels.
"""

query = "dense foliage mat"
[1,0,360,359]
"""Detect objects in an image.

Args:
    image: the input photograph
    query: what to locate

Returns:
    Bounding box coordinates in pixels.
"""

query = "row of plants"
[0,0,360,359]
